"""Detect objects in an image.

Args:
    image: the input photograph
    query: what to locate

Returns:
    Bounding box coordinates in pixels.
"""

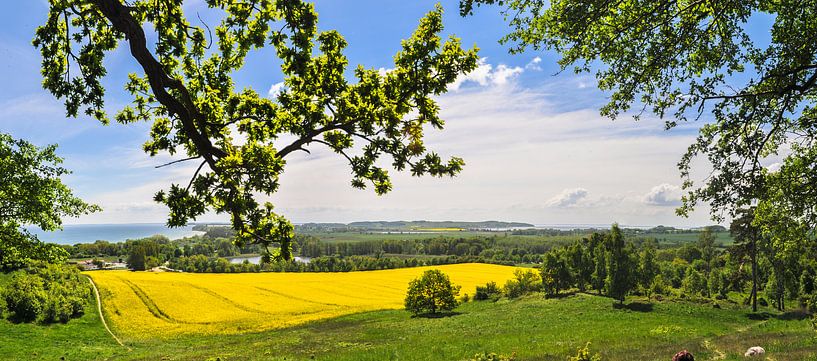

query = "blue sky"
[1,1,731,227]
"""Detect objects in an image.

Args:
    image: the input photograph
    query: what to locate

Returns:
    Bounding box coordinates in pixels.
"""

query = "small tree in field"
[405,270,460,316]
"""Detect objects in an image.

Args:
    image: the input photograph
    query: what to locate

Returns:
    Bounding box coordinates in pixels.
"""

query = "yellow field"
[88,263,524,339]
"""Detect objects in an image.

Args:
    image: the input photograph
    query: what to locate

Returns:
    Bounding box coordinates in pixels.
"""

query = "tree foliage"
[639,241,659,300]
[1,262,92,323]
[404,269,460,316]
[605,224,636,303]
[461,0,817,227]
[541,250,571,297]
[35,0,479,260]
[0,133,99,270]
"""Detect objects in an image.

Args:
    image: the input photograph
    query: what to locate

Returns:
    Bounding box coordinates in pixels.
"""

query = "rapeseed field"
[89,263,524,339]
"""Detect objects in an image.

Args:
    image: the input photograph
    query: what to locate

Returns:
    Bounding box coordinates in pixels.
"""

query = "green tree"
[0,133,99,270]
[503,269,542,299]
[541,250,571,297]
[565,240,593,292]
[461,0,817,230]
[639,241,659,300]
[404,269,460,316]
[605,224,636,304]
[708,268,729,300]
[698,227,716,275]
[800,267,816,308]
[590,233,607,295]
[127,246,147,271]
[682,267,708,298]
[731,207,761,312]
[765,268,785,311]
[35,1,478,260]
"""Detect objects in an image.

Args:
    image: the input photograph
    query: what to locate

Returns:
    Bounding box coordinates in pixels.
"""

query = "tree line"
[534,224,817,311]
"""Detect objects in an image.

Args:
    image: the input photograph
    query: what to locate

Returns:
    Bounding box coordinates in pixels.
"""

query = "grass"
[1,277,814,361]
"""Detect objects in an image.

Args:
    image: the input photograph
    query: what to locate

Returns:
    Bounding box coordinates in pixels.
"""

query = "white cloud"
[643,183,682,206]
[525,56,542,71]
[765,162,782,172]
[449,58,524,91]
[268,82,286,98]
[491,64,524,86]
[377,67,394,76]
[546,188,589,208]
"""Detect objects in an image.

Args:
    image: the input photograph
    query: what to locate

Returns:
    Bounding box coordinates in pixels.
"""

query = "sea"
[25,223,658,245]
[26,223,205,245]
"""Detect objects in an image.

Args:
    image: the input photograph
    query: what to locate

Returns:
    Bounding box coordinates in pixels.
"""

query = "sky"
[0,1,730,227]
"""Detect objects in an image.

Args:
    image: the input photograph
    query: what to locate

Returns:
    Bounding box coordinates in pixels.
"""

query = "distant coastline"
[27,223,205,245]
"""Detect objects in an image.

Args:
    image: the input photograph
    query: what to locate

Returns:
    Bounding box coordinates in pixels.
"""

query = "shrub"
[681,267,707,298]
[650,275,669,297]
[807,292,817,314]
[568,342,602,361]
[2,272,46,322]
[404,269,460,316]
[503,269,541,299]
[1,262,91,323]
[474,281,502,301]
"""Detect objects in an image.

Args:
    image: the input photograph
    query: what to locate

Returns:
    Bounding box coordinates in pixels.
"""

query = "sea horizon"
[27,221,699,245]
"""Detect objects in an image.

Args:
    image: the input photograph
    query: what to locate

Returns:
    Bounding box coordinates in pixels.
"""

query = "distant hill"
[345,221,535,230]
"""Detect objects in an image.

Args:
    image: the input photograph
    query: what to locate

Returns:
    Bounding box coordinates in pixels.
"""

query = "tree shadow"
[612,301,654,312]
[412,311,462,319]
[546,291,579,299]
[774,310,810,321]
[744,310,808,321]
[746,310,811,321]
[746,312,772,320]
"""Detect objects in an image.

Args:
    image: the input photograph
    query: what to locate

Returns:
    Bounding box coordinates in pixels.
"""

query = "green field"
[1,271,813,361]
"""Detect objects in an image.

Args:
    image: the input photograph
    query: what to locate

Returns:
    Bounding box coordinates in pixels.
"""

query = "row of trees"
[537,224,817,312]
[169,254,514,274]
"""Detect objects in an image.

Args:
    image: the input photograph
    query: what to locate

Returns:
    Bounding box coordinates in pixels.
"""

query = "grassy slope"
[2,283,813,361]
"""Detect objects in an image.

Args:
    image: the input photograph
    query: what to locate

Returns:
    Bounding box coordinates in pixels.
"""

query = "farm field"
[89,263,526,339]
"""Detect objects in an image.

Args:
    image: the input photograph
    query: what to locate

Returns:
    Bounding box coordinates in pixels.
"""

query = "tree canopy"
[34,0,479,259]
[0,133,99,270]
[461,0,817,228]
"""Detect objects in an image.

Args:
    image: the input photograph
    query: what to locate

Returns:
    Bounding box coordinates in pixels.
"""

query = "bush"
[807,292,817,314]
[404,269,460,316]
[2,272,46,322]
[1,262,91,323]
[503,269,541,299]
[681,267,707,298]
[650,275,669,297]
[474,281,502,301]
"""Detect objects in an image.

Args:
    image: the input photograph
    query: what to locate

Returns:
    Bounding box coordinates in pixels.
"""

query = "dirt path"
[88,277,129,349]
